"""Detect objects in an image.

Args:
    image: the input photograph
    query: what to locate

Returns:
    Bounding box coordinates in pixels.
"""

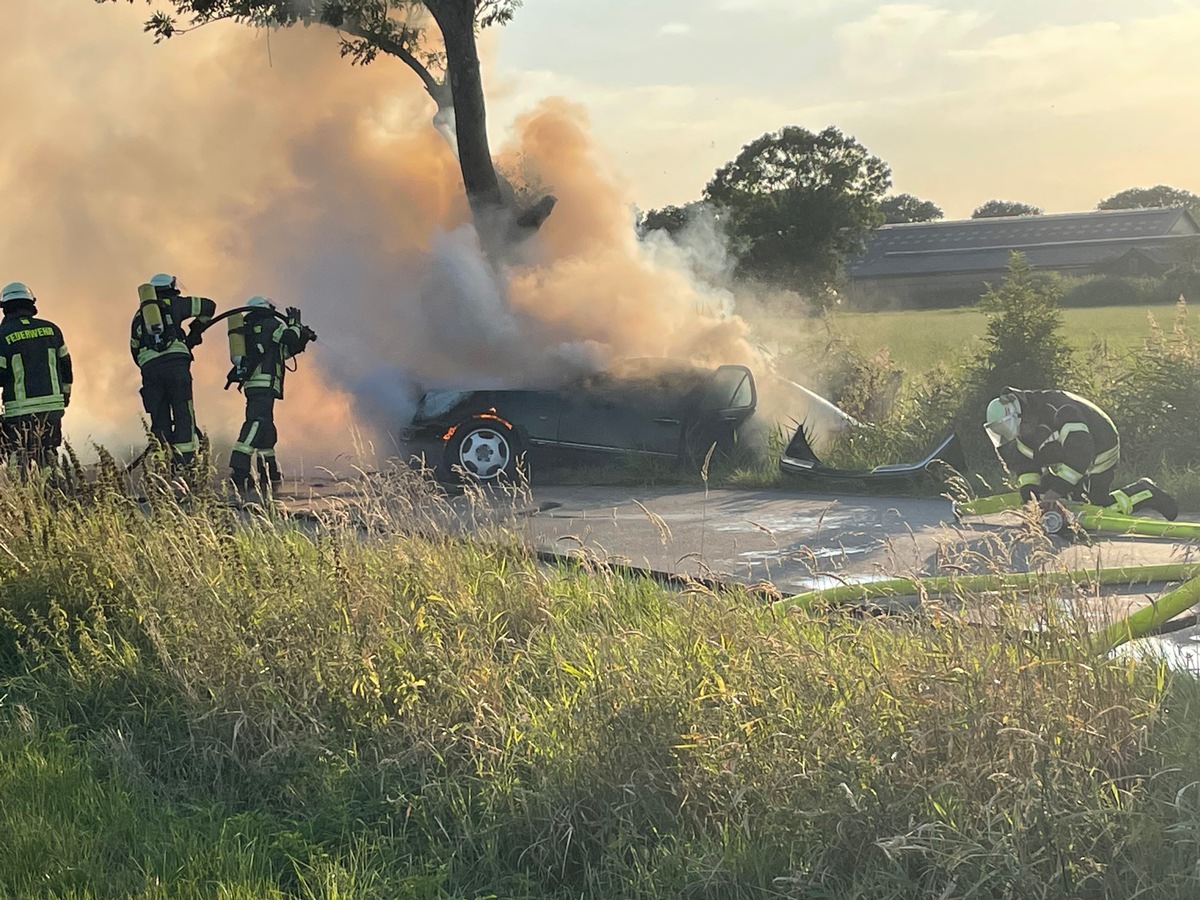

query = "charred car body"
[403,359,758,482]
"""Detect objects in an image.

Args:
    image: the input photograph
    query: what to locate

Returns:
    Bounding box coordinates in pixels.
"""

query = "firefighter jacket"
[240,310,310,400]
[997,389,1119,496]
[0,310,72,417]
[130,292,216,369]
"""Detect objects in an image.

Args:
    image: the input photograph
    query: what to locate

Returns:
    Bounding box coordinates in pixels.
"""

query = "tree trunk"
[427,1,504,224]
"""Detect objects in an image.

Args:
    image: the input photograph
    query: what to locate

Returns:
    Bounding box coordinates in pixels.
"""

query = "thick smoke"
[0,2,800,472]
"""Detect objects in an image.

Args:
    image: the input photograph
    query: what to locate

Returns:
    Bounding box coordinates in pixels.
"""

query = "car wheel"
[447,419,521,483]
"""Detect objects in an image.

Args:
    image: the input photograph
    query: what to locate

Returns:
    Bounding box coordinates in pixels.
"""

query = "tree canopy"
[976,252,1072,399]
[1097,185,1200,220]
[102,0,553,248]
[879,193,943,225]
[971,199,1043,219]
[703,125,891,290]
[638,204,693,239]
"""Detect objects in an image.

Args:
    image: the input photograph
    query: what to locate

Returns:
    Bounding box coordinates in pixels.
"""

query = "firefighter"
[0,282,72,470]
[227,296,316,492]
[984,388,1178,520]
[130,273,216,468]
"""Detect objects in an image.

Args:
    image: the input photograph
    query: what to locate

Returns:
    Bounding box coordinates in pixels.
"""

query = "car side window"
[706,366,754,410]
[729,374,753,409]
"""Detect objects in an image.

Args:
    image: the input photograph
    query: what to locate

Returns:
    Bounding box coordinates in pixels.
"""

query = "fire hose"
[954,491,1200,540]
[772,563,1200,655]
[771,491,1200,655]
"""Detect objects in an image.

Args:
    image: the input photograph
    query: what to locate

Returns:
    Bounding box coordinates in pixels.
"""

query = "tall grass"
[1,458,1200,897]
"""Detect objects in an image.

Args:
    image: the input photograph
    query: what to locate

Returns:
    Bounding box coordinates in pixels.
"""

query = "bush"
[1059,275,1165,308]
[1085,301,1200,482]
[971,252,1074,400]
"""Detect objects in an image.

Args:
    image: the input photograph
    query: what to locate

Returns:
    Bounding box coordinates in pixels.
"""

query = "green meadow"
[755,303,1184,374]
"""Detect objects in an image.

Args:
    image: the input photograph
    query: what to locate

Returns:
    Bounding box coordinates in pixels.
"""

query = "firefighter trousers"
[2,410,63,472]
[230,388,280,487]
[140,358,198,466]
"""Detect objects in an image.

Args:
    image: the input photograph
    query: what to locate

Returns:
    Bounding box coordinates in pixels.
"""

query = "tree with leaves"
[703,125,890,290]
[974,252,1072,400]
[1097,185,1200,220]
[638,204,693,239]
[879,193,943,225]
[971,199,1043,219]
[101,0,554,250]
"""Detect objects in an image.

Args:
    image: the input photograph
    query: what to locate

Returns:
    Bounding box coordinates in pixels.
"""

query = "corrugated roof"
[849,207,1199,279]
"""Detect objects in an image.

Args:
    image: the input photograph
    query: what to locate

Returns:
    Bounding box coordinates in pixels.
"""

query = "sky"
[487,0,1200,218]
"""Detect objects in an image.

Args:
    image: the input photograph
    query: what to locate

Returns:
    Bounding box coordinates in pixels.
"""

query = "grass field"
[5,464,1200,898]
[746,303,1187,374]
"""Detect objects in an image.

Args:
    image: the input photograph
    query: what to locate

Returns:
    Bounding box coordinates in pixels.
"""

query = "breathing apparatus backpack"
[225,312,250,389]
[136,283,182,353]
[224,311,273,390]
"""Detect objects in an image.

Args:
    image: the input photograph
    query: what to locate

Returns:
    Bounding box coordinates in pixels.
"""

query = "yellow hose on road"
[955,492,1200,539]
[1093,574,1200,654]
[775,564,1200,614]
[785,493,1200,655]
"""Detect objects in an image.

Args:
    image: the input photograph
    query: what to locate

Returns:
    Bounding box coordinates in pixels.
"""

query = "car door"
[681,365,757,458]
[555,371,683,456]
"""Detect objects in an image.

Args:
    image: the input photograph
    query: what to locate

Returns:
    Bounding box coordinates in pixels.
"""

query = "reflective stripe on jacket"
[241,313,305,399]
[130,293,216,368]
[0,313,72,416]
[998,388,1119,494]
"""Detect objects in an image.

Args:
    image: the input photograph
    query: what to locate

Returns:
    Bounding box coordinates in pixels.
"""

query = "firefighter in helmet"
[130,273,216,468]
[984,388,1178,519]
[227,296,316,492]
[0,282,72,470]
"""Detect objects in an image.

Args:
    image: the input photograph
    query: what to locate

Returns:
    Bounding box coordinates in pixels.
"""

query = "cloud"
[836,4,991,84]
[711,0,858,15]
[659,22,691,36]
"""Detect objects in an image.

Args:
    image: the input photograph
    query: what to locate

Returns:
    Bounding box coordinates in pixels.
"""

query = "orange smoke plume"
[0,1,761,471]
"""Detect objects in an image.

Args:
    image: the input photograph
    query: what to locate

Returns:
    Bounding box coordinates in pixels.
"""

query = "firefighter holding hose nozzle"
[984,388,1178,523]
[226,296,317,493]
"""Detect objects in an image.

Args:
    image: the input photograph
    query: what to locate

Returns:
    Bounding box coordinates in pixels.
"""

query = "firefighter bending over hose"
[226,296,316,492]
[984,388,1178,520]
[0,282,72,471]
[130,273,215,468]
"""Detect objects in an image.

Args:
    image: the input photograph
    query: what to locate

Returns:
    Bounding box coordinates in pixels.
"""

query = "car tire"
[444,419,522,484]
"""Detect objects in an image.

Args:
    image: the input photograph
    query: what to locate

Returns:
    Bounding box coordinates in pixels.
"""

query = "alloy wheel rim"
[458,428,510,479]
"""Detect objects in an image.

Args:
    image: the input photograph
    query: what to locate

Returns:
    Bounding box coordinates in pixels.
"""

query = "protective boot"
[1109,478,1179,521]
[256,456,282,492]
[229,467,252,495]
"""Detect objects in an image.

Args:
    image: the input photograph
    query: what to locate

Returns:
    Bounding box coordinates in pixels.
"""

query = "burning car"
[402,358,758,482]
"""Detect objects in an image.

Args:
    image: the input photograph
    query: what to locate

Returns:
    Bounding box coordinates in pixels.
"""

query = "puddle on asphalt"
[737,545,873,562]
[1114,632,1200,675]
[790,572,901,591]
[710,512,861,533]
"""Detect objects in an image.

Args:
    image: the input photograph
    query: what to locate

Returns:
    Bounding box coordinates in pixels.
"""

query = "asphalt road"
[280,479,1200,668]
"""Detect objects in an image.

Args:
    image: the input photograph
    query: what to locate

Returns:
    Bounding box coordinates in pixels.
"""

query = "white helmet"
[984,393,1022,447]
[1,282,35,306]
[149,273,177,290]
[245,295,275,310]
